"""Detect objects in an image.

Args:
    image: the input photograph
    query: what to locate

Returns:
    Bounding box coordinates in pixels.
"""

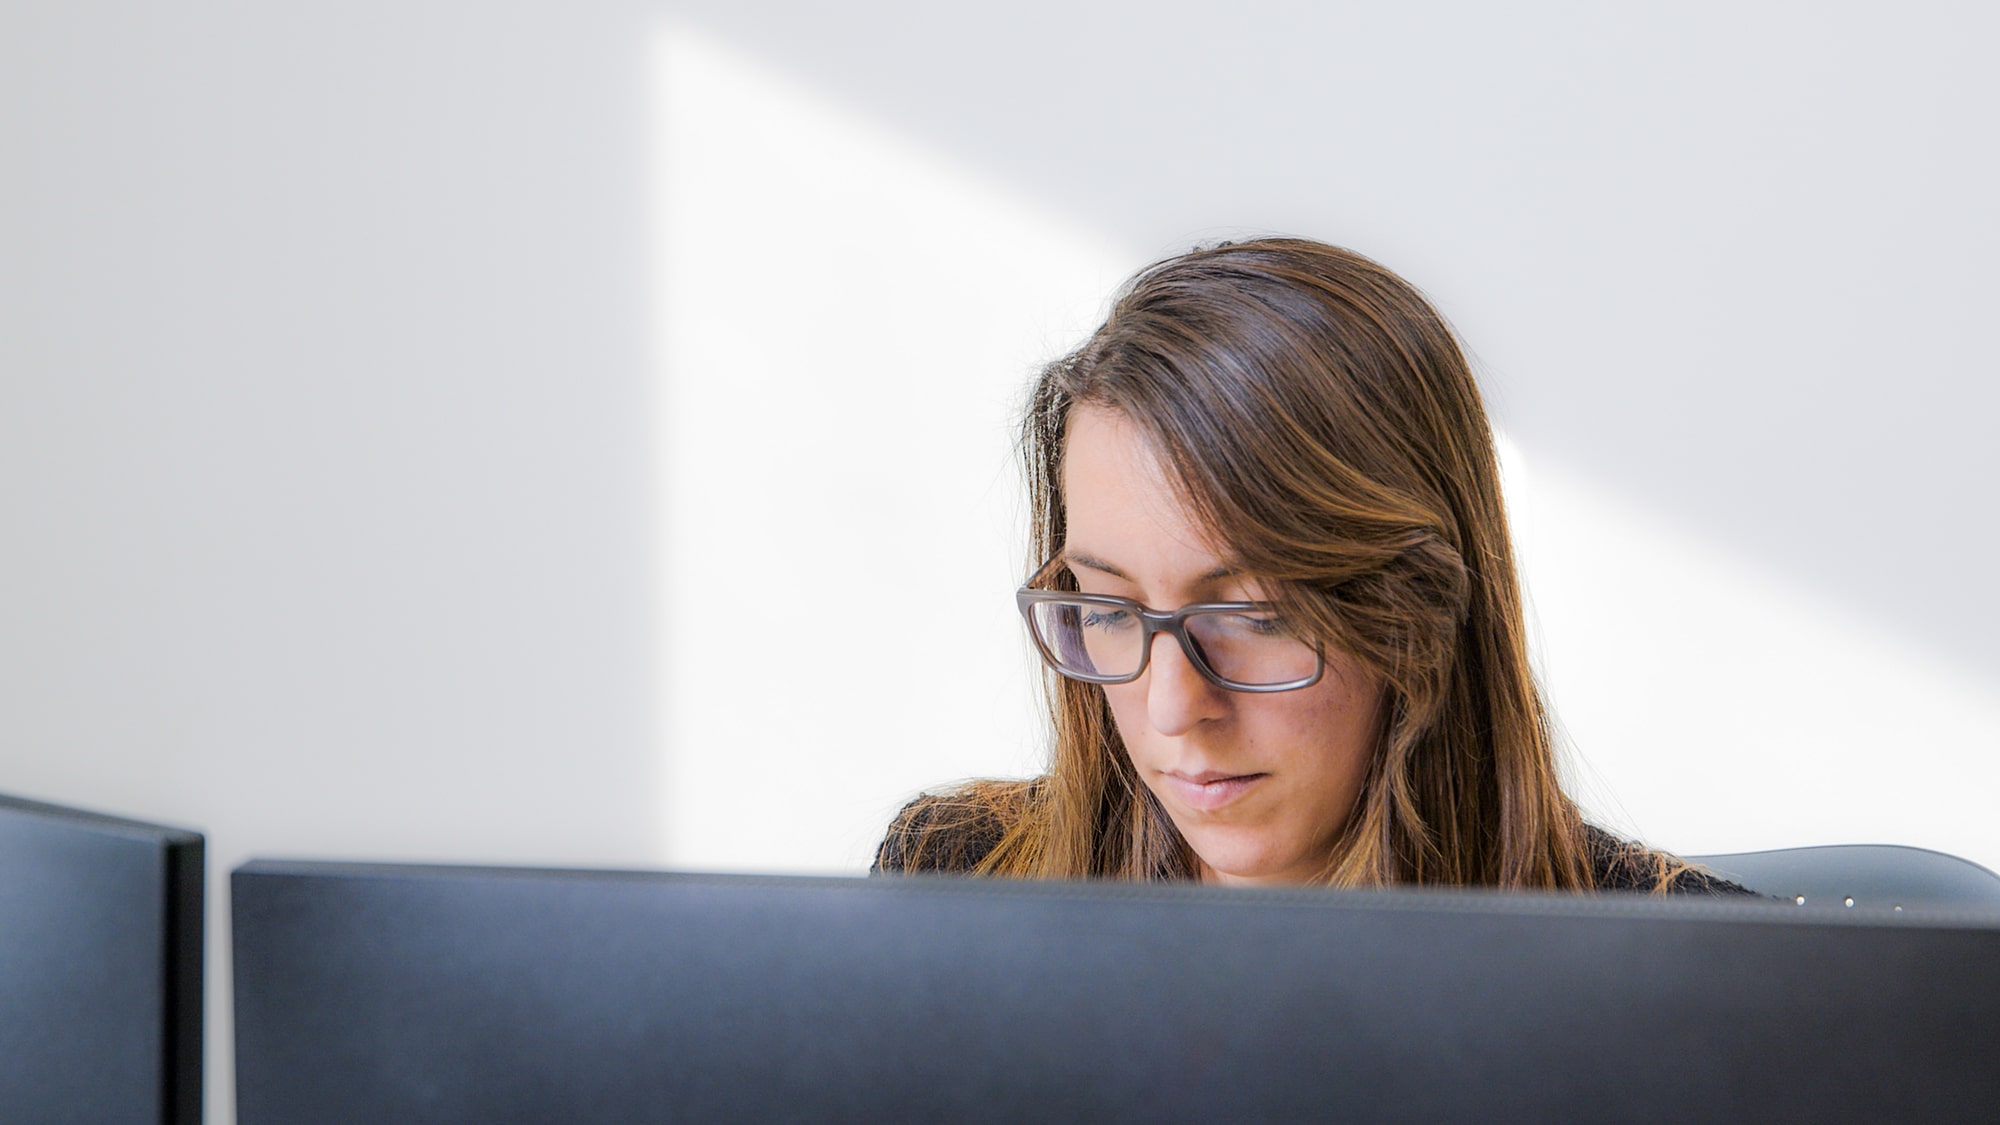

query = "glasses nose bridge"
[1136,606,1213,682]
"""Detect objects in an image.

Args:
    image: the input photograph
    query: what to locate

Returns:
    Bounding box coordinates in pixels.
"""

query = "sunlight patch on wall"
[1500,435,2000,871]
[651,24,1131,873]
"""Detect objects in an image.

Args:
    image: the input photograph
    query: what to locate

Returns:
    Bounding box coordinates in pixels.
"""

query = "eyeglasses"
[1015,558,1324,693]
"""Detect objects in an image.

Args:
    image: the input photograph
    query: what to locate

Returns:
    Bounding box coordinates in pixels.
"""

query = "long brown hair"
[905,238,1662,890]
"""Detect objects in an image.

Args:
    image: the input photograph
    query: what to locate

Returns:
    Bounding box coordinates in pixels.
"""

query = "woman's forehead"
[1061,406,1241,588]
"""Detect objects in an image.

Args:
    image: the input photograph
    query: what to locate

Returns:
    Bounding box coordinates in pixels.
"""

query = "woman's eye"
[1235,614,1285,637]
[1080,609,1134,631]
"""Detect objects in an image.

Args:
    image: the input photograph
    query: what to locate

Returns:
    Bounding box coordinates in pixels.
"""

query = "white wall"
[1,4,665,1118]
[3,3,1996,1120]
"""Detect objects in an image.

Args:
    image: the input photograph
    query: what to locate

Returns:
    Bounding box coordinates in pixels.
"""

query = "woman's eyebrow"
[1063,551,1129,579]
[1064,551,1239,583]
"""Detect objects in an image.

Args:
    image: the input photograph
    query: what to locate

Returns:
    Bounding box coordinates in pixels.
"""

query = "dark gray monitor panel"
[233,861,2000,1124]
[0,793,204,1125]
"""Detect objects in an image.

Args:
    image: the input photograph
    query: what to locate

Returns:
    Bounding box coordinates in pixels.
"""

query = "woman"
[876,237,1744,894]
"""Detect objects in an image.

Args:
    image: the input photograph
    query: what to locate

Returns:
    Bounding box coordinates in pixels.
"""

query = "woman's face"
[1061,405,1383,886]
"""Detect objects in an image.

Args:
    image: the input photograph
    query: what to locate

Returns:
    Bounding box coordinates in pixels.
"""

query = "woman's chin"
[1187,831,1316,886]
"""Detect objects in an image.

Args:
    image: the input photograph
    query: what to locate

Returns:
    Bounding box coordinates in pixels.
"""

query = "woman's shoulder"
[871,778,1041,876]
[1583,823,1759,896]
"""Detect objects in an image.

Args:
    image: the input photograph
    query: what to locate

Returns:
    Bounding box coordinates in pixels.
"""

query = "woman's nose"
[1144,631,1228,736]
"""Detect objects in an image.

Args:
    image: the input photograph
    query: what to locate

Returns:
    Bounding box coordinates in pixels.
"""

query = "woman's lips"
[1163,770,1267,812]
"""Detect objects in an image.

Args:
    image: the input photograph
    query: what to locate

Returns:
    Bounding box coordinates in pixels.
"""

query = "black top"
[872,791,1757,895]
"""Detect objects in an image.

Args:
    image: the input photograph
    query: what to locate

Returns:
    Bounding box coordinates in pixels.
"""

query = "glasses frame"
[1015,559,1325,694]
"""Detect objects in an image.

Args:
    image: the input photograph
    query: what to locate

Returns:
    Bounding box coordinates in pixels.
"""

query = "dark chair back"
[1688,844,2000,912]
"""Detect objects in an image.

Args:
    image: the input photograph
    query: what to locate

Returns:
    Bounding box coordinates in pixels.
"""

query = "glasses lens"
[1026,598,1145,680]
[1183,609,1319,686]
